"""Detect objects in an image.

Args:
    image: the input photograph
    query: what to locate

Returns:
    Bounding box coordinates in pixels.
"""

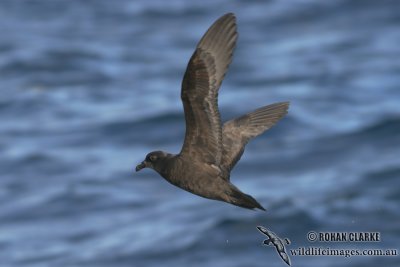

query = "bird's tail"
[227,186,266,211]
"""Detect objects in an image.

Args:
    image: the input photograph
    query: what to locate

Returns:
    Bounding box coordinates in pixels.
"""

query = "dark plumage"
[136,13,289,210]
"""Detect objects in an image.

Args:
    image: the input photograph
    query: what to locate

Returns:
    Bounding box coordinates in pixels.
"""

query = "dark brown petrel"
[136,13,289,210]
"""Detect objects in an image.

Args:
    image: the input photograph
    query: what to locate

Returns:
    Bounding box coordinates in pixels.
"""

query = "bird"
[256,226,291,266]
[135,13,289,210]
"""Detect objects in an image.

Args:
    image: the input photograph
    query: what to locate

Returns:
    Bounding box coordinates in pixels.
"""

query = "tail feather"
[228,186,266,211]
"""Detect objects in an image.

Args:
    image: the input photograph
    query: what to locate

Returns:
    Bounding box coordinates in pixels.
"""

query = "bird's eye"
[149,155,157,162]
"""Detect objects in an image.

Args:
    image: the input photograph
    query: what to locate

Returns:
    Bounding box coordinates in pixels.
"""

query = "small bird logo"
[257,226,291,266]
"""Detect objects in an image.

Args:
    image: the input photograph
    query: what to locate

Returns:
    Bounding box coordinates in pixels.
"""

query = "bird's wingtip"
[223,12,236,17]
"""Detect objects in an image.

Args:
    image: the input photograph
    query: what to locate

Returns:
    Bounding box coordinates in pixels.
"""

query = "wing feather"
[180,13,238,164]
[221,102,289,172]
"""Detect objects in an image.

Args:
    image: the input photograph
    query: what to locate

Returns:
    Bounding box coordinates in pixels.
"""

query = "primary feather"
[180,13,237,165]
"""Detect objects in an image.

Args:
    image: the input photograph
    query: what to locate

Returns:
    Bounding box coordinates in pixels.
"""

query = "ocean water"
[0,0,399,266]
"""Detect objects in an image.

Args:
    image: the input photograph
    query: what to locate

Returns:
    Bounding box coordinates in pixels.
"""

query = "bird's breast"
[162,159,227,200]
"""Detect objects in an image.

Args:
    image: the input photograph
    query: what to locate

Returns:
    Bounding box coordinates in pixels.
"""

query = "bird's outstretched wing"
[180,13,237,164]
[257,226,273,239]
[221,102,289,172]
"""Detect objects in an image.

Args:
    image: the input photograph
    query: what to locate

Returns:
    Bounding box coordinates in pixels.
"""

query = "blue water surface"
[0,0,399,266]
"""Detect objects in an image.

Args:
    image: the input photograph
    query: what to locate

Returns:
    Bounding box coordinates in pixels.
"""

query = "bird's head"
[135,151,169,173]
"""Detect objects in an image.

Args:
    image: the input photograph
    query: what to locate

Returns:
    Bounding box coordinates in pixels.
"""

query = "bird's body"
[136,13,289,211]
[141,151,264,210]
